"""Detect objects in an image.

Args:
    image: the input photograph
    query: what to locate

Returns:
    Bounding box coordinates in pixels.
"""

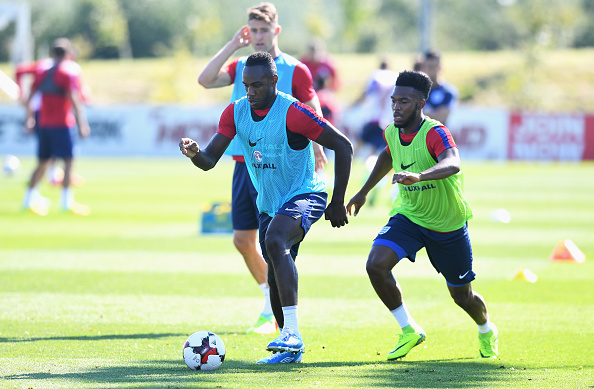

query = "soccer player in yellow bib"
[347,70,498,360]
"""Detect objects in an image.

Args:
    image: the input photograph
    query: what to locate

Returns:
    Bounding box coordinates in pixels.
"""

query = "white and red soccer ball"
[182,331,226,371]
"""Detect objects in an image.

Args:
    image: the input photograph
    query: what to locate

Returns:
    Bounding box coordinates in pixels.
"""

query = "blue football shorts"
[37,126,76,160]
[231,161,259,230]
[373,213,476,287]
[360,121,387,150]
[258,192,328,261]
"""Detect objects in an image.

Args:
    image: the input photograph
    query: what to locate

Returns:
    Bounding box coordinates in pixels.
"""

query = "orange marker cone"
[550,240,585,263]
[513,268,538,283]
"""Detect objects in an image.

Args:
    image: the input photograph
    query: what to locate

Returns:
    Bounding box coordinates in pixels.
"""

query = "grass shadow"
[0,332,183,343]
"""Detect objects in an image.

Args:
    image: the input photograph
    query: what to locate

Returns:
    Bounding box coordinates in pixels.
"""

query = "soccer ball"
[3,154,20,175]
[182,331,226,371]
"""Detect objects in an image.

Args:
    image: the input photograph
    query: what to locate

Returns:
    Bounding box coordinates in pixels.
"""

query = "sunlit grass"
[0,158,593,388]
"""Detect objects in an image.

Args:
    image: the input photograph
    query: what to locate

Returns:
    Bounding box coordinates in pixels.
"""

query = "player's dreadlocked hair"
[245,51,277,76]
[395,70,433,100]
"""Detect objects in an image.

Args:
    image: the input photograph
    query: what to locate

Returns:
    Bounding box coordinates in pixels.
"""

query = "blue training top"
[225,52,299,157]
[233,91,325,216]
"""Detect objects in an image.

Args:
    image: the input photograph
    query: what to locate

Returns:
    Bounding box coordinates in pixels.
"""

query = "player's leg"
[231,161,275,334]
[447,283,498,358]
[265,258,283,329]
[257,212,305,359]
[23,158,52,215]
[366,245,402,309]
[447,283,488,325]
[233,229,266,283]
[367,214,426,360]
[263,213,303,307]
[23,128,52,215]
[425,223,498,358]
[262,193,327,357]
[58,128,90,215]
[26,159,51,192]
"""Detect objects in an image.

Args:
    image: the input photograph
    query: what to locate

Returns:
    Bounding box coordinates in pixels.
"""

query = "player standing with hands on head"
[347,70,498,360]
[197,2,328,335]
[181,51,353,364]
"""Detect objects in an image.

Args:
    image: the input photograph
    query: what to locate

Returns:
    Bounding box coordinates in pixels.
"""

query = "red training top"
[218,99,328,149]
[386,124,457,160]
[224,58,317,105]
[32,60,82,128]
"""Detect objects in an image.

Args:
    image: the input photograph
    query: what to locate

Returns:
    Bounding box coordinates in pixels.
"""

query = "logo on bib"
[249,136,264,147]
[254,150,262,162]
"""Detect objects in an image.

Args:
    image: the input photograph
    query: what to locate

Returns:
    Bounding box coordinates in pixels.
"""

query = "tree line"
[0,0,592,61]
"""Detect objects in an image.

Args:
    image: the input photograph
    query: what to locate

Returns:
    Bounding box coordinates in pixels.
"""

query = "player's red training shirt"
[300,57,339,91]
[225,58,317,105]
[385,123,457,160]
[32,60,82,128]
[217,99,328,148]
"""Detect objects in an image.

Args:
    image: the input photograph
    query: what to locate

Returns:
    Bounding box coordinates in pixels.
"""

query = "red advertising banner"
[508,112,593,161]
[584,115,594,160]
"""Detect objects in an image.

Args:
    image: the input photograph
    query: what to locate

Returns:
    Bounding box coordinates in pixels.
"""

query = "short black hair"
[51,38,73,59]
[423,49,441,62]
[245,51,277,76]
[395,70,432,100]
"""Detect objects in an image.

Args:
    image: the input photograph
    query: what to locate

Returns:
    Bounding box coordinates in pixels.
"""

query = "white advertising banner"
[3,104,590,160]
[447,107,509,160]
[0,104,226,157]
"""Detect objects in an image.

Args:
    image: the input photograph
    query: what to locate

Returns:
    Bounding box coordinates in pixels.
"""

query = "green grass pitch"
[1,157,593,388]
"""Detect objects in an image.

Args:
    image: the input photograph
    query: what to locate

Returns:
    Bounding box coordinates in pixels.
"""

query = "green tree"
[72,0,130,58]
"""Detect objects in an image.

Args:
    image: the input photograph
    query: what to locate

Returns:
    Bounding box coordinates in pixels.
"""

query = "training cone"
[513,268,538,283]
[550,240,585,263]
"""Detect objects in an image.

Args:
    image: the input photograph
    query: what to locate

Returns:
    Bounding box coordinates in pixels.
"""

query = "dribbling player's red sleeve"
[216,103,237,139]
[286,102,327,140]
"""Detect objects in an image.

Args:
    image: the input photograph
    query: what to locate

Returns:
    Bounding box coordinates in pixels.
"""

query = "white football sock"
[22,188,34,207]
[281,306,300,338]
[23,187,48,207]
[390,302,416,329]
[258,283,273,315]
[478,315,494,334]
[61,188,74,209]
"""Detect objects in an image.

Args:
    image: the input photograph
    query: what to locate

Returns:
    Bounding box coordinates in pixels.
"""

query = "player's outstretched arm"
[179,133,231,171]
[347,148,393,216]
[314,123,353,228]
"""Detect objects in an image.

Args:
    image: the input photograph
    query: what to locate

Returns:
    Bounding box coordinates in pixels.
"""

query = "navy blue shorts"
[360,121,387,150]
[258,192,327,261]
[37,127,76,160]
[231,161,259,230]
[373,213,475,287]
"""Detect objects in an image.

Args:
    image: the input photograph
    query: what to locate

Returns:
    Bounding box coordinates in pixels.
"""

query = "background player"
[16,43,90,189]
[22,38,91,216]
[197,2,327,334]
[347,70,498,360]
[299,38,340,92]
[416,49,458,125]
